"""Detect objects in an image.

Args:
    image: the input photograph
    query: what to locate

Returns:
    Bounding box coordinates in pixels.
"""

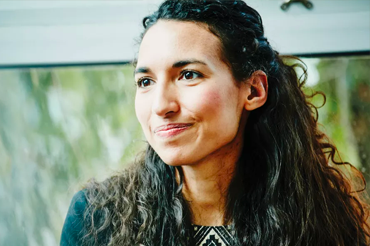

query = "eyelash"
[135,70,203,88]
[135,78,152,88]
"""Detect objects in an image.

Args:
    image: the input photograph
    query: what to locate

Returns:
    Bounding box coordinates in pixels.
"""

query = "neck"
[178,132,243,226]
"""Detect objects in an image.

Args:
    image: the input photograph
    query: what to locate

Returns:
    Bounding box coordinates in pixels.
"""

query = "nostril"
[152,96,180,117]
[165,110,176,115]
[152,86,180,117]
[153,101,180,117]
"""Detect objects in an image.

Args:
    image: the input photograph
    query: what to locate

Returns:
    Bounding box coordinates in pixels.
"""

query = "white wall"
[0,0,369,67]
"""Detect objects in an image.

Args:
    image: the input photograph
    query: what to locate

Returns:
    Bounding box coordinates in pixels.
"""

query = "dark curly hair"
[83,0,370,245]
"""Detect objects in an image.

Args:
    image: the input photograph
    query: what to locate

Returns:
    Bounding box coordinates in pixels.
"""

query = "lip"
[154,123,193,138]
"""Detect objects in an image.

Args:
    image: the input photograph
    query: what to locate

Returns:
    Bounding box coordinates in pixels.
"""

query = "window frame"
[0,0,369,68]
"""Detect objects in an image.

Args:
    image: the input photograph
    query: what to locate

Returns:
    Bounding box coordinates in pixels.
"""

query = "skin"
[135,20,268,225]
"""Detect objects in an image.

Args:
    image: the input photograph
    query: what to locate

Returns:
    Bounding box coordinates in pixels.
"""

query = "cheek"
[205,90,222,104]
[135,95,148,127]
[188,84,241,132]
[203,91,222,112]
[188,89,222,116]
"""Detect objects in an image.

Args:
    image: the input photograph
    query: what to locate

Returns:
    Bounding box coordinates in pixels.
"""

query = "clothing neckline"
[191,224,235,246]
[192,224,231,227]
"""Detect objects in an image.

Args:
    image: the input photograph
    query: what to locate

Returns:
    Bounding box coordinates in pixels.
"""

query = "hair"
[83,0,370,245]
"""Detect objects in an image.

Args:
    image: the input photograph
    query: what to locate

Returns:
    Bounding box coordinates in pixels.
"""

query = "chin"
[160,156,188,166]
[150,141,202,166]
[156,150,195,166]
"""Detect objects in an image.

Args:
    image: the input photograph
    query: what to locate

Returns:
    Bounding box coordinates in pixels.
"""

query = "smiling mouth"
[154,123,193,138]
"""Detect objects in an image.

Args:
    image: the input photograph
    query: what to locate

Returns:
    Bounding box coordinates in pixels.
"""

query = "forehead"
[137,20,224,68]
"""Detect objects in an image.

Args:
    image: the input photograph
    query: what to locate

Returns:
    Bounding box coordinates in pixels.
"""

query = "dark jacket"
[60,190,111,246]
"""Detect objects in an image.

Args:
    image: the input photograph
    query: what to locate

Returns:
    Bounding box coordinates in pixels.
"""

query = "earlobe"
[244,70,268,111]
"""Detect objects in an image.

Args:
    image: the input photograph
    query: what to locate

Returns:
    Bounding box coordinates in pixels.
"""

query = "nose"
[152,82,180,117]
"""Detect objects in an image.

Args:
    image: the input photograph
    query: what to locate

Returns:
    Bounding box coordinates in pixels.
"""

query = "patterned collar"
[192,224,236,246]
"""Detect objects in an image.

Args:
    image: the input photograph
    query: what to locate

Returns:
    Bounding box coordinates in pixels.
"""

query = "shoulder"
[60,190,89,245]
[60,190,112,246]
[60,169,142,245]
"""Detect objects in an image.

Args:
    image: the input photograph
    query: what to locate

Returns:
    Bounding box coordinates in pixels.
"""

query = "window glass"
[0,56,369,245]
[301,56,370,181]
[0,65,145,245]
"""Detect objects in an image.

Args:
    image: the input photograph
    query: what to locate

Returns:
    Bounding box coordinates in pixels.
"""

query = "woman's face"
[135,20,249,166]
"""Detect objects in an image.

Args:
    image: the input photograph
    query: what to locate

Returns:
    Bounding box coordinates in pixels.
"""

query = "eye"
[136,78,154,88]
[179,70,202,81]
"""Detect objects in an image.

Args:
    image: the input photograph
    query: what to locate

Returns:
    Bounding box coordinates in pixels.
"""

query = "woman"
[60,0,370,245]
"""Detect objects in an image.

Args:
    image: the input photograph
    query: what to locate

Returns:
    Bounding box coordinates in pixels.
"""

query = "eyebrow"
[172,59,207,68]
[134,59,207,75]
[134,67,151,75]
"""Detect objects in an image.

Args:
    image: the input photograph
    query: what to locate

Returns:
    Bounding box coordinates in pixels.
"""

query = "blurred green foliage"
[0,65,145,246]
[0,57,369,245]
[306,57,370,180]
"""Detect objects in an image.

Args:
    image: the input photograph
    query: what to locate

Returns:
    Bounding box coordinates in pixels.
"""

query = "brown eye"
[179,71,202,81]
[184,71,194,79]
[137,78,154,88]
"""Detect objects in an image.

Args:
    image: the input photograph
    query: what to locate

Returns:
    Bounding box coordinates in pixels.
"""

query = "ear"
[244,70,268,111]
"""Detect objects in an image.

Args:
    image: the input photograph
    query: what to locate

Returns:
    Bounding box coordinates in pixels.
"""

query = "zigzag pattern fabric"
[192,225,235,246]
